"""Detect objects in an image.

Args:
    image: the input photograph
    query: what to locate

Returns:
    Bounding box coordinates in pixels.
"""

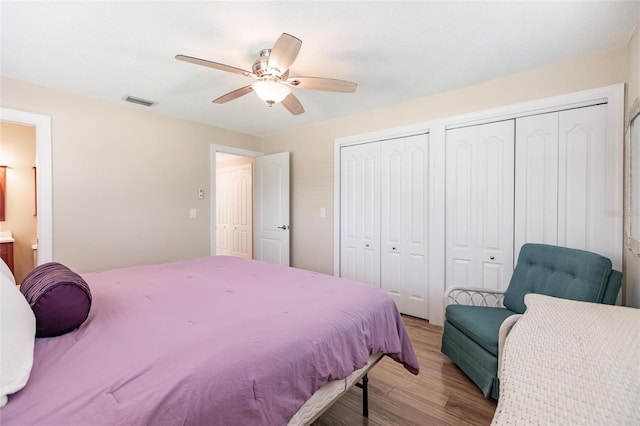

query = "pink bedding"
[2,256,419,425]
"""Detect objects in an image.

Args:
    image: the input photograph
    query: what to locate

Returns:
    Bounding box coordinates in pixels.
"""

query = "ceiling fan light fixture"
[251,80,291,105]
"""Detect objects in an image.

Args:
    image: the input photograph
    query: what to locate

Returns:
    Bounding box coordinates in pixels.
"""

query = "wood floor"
[316,316,497,425]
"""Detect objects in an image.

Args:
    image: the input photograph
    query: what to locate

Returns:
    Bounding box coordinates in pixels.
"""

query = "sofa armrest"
[497,314,523,379]
[444,286,506,310]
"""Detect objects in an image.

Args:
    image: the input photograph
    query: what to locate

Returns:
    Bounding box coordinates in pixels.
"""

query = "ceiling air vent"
[124,96,156,107]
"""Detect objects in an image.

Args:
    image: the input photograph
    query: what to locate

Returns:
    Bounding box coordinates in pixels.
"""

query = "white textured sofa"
[492,294,639,425]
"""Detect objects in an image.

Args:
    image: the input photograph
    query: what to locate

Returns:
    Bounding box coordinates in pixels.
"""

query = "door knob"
[490,256,495,260]
[277,225,290,230]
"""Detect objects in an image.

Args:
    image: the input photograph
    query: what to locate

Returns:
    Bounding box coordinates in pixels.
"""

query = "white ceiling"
[1,1,638,137]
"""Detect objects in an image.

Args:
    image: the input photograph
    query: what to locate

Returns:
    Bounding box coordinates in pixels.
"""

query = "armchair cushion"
[602,270,623,304]
[503,244,612,314]
[445,305,517,356]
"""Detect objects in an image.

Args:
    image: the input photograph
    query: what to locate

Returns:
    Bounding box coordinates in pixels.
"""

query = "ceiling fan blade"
[176,54,251,76]
[212,86,253,104]
[287,76,357,93]
[281,93,305,115]
[268,33,302,73]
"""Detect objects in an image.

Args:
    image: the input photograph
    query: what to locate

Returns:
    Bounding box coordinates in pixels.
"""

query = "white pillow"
[0,258,14,287]
[0,259,36,407]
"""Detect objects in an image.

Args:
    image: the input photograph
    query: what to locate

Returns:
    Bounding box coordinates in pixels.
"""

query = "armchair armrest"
[497,314,523,379]
[444,286,506,309]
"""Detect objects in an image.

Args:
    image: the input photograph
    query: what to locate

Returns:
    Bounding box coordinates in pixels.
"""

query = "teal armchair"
[440,243,622,400]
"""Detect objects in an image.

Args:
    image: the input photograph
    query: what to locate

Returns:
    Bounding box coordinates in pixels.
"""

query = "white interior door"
[216,168,232,256]
[340,142,381,287]
[254,152,290,265]
[446,120,515,290]
[216,164,252,259]
[380,134,430,318]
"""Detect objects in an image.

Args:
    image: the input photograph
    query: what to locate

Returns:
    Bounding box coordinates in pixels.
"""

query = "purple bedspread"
[2,256,419,425]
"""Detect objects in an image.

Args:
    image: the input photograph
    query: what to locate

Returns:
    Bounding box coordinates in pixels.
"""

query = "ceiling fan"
[176,33,357,115]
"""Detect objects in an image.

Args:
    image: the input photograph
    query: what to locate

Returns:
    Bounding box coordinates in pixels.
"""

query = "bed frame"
[289,353,383,425]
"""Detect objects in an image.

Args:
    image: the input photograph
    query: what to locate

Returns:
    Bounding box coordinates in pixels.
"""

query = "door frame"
[0,107,53,265]
[209,144,261,256]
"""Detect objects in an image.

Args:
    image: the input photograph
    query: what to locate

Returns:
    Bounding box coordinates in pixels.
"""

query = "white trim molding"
[626,97,640,255]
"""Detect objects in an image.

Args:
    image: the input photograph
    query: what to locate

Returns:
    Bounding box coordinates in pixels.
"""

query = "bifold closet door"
[446,120,515,290]
[380,133,430,318]
[514,104,615,265]
[557,104,614,260]
[340,142,381,288]
[514,113,559,260]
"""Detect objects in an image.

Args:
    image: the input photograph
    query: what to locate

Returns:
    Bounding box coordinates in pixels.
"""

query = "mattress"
[3,256,418,425]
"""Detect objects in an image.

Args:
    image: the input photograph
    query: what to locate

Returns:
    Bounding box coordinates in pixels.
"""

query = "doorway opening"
[0,121,37,283]
[209,145,291,266]
[209,144,261,258]
[0,108,52,279]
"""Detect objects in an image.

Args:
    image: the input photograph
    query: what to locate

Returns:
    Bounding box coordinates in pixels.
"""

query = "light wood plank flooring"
[317,316,497,425]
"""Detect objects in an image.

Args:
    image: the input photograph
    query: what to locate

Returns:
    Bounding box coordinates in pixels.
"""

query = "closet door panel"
[477,122,514,290]
[384,148,403,245]
[558,105,608,256]
[340,143,381,288]
[446,137,475,287]
[452,258,471,288]
[482,262,503,290]
[381,134,429,318]
[514,113,559,261]
[403,140,429,316]
[446,120,514,290]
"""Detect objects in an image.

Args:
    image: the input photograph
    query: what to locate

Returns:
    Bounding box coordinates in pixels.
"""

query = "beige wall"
[0,77,260,273]
[0,42,635,301]
[624,22,640,308]
[262,47,628,276]
[0,122,37,283]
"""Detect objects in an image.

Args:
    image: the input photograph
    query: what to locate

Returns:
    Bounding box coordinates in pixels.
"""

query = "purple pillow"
[20,262,92,338]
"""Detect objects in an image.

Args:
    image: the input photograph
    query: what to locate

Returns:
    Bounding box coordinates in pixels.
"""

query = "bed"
[1,256,419,425]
